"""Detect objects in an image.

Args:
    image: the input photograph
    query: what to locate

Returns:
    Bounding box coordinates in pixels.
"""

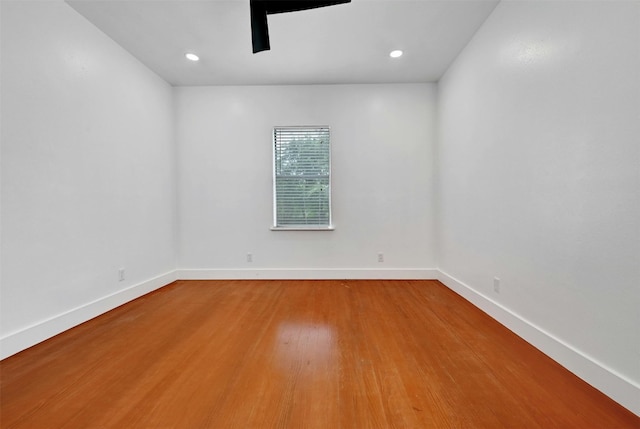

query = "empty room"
[1,0,639,427]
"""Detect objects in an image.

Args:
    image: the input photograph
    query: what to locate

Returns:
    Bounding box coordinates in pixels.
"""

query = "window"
[272,126,333,230]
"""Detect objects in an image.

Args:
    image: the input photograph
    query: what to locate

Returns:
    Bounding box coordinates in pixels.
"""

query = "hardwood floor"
[1,280,638,428]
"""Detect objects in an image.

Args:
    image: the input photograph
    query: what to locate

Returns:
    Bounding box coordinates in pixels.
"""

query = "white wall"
[175,84,437,278]
[2,0,637,415]
[437,0,640,414]
[0,1,177,357]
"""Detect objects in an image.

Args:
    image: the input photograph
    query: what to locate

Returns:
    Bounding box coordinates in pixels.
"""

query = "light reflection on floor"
[273,322,336,372]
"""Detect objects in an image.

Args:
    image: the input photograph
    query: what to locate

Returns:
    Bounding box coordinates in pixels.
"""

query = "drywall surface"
[1,1,176,349]
[437,0,640,413]
[175,84,436,274]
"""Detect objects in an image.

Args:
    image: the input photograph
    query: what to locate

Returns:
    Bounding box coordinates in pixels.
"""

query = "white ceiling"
[66,0,499,86]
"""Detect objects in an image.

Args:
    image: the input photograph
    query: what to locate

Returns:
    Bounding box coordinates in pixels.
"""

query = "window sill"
[270,225,335,231]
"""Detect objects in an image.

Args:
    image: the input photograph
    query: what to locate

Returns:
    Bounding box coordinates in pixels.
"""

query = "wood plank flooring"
[1,280,638,428]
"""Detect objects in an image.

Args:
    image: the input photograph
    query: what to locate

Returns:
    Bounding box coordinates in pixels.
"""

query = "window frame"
[271,126,334,231]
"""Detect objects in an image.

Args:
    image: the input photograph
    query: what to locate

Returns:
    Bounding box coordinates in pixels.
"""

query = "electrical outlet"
[118,268,125,282]
[247,253,253,263]
[378,252,384,263]
[493,277,500,293]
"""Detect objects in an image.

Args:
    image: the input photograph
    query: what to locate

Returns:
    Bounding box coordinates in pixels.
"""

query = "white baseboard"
[177,268,439,280]
[2,267,637,416]
[437,269,640,416]
[0,270,178,360]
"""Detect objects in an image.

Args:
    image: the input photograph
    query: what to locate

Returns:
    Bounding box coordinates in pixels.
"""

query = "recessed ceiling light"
[389,50,403,58]
[185,53,200,61]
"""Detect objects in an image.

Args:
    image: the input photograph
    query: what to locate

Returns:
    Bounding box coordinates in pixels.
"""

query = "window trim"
[270,225,335,231]
[271,126,334,231]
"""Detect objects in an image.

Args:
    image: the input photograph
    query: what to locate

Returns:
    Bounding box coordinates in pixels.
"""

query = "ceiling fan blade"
[251,1,270,53]
[250,0,351,53]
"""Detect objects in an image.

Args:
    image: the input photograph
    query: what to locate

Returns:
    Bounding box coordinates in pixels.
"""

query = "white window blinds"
[273,127,331,229]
